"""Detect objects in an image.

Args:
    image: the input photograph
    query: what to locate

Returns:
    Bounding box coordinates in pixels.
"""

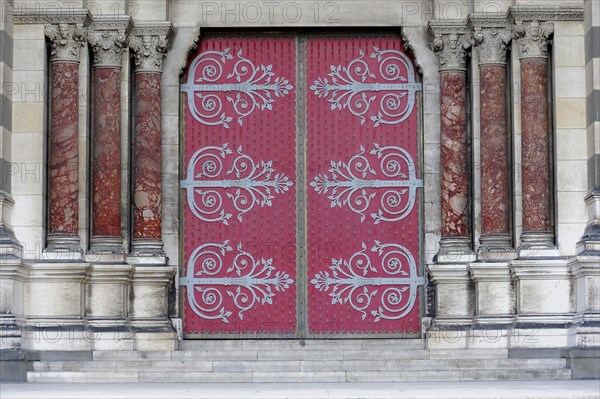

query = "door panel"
[181,36,298,336]
[181,33,423,338]
[305,36,423,335]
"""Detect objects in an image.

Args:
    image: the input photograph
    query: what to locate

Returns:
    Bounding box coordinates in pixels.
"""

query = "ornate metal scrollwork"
[311,241,423,322]
[181,48,294,128]
[310,47,421,127]
[181,241,294,323]
[181,143,293,224]
[310,143,423,224]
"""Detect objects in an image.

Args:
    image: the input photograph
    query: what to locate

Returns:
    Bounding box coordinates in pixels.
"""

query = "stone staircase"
[26,339,572,383]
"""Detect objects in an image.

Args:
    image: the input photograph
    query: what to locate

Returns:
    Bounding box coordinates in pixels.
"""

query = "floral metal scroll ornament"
[181,143,293,224]
[310,47,421,127]
[181,48,294,128]
[310,143,423,224]
[181,241,294,323]
[311,241,423,322]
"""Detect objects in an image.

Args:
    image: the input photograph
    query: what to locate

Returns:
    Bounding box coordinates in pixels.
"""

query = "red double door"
[180,33,424,338]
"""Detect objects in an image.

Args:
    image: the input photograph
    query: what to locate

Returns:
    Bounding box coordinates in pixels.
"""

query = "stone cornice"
[88,16,131,68]
[129,22,174,74]
[13,9,91,25]
[469,14,512,66]
[45,23,87,63]
[428,20,472,73]
[509,6,585,22]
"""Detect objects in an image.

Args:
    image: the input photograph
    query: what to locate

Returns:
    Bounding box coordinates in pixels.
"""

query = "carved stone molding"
[44,23,87,63]
[512,20,554,60]
[13,9,91,25]
[470,15,512,66]
[88,16,131,68]
[509,6,585,22]
[129,23,174,74]
[428,21,472,72]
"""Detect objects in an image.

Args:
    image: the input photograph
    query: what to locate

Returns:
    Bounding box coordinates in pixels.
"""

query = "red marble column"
[129,29,171,257]
[472,25,514,254]
[430,26,473,256]
[88,26,129,255]
[44,23,87,253]
[92,67,122,238]
[132,73,162,242]
[440,71,470,241]
[514,20,555,249]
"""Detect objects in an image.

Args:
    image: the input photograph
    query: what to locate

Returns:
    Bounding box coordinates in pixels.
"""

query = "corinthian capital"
[45,23,87,63]
[88,16,132,68]
[129,23,174,74]
[512,20,554,60]
[469,14,512,66]
[428,21,472,72]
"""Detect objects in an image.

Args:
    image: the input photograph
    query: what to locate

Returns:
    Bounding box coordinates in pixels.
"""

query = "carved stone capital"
[428,22,472,72]
[470,14,512,66]
[512,20,554,60]
[88,17,131,68]
[44,23,87,63]
[129,23,174,74]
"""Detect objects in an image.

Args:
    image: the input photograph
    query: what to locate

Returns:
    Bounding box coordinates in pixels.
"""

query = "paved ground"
[1,381,599,399]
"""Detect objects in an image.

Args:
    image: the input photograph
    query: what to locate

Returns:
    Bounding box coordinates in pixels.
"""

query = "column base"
[478,234,516,261]
[129,239,167,265]
[87,236,125,263]
[45,234,81,255]
[577,187,600,255]
[437,237,476,263]
[519,232,559,258]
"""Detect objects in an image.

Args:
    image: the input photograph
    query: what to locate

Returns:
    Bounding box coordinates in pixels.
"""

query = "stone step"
[29,367,570,383]
[31,358,567,373]
[178,339,426,351]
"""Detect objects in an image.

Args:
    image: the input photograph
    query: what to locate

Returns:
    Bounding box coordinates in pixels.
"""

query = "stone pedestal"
[510,258,576,348]
[129,265,176,350]
[469,262,515,324]
[571,256,600,347]
[20,262,90,351]
[427,263,473,348]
